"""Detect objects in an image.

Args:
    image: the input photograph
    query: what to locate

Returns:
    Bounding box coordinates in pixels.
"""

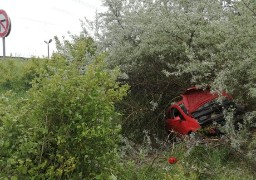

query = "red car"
[165,87,234,135]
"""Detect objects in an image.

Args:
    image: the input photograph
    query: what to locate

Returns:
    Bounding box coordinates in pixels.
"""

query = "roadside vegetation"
[0,0,256,179]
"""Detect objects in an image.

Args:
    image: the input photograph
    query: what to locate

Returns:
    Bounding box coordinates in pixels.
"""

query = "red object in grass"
[165,86,233,135]
[168,157,177,164]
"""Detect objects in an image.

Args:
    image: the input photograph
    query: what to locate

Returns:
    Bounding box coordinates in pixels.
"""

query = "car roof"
[181,87,230,114]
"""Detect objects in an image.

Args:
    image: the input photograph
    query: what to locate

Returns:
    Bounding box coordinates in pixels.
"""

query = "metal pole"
[44,39,52,59]
[47,43,49,59]
[3,37,5,58]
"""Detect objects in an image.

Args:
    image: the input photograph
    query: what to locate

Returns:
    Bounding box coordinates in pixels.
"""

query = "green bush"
[0,55,129,179]
[0,58,47,92]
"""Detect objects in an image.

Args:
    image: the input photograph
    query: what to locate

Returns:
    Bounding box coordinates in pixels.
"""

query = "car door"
[167,107,200,135]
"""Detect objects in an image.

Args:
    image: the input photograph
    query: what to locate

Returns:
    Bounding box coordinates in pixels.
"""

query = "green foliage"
[182,143,254,180]
[0,58,47,92]
[1,0,256,178]
[96,0,197,141]
[54,31,97,64]
[115,136,196,180]
[95,0,242,141]
[29,56,128,178]
[112,136,256,179]
[95,0,256,155]
[0,41,129,178]
[0,91,39,178]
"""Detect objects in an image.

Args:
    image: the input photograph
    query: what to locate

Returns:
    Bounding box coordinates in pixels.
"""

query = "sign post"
[0,9,11,58]
[2,37,5,57]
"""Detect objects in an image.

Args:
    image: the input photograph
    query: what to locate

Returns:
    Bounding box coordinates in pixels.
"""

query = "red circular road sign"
[0,9,11,38]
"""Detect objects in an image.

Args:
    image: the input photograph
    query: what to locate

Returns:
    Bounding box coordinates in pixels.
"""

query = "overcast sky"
[0,0,104,58]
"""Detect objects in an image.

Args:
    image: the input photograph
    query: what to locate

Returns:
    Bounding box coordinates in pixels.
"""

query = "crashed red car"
[165,87,235,135]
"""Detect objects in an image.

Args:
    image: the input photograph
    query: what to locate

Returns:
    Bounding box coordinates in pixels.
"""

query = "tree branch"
[241,0,256,17]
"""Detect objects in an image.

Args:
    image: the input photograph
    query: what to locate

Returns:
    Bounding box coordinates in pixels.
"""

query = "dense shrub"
[0,58,47,92]
[0,55,128,178]
[92,0,256,141]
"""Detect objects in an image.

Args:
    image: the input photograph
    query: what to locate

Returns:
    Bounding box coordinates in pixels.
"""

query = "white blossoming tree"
[95,0,256,142]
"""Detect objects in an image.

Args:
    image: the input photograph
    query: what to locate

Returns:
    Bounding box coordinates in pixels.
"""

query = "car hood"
[181,87,229,114]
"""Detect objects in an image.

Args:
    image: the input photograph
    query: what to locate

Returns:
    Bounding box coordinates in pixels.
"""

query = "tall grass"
[116,136,255,180]
[0,57,47,94]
